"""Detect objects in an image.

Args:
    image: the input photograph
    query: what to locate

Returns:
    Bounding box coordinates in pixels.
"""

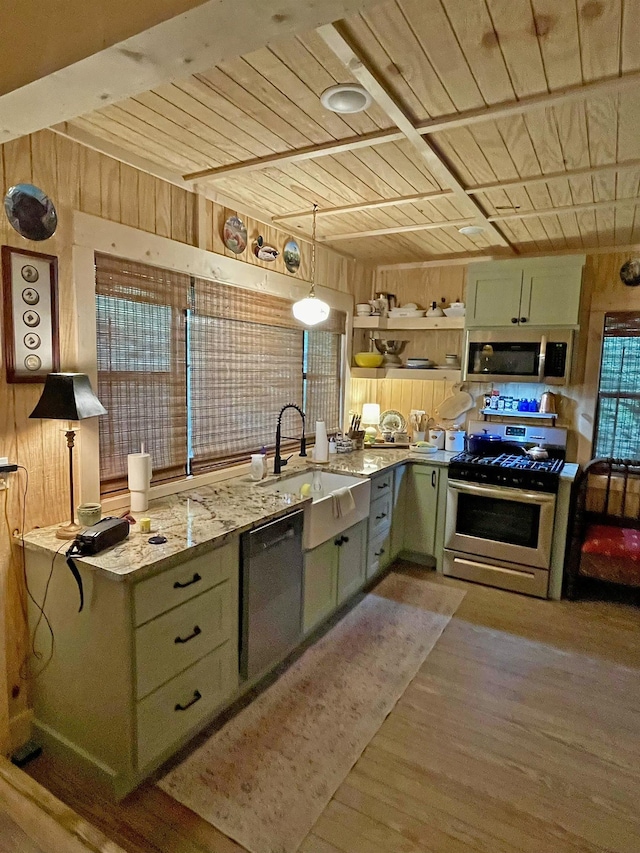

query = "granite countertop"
[20,448,578,581]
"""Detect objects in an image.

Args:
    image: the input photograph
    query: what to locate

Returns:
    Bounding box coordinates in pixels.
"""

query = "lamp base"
[55,521,83,540]
[364,426,378,444]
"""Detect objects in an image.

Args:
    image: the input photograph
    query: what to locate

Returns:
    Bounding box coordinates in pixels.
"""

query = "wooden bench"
[566,458,640,600]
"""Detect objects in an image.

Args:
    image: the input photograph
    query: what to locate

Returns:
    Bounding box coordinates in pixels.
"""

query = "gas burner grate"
[450,452,564,474]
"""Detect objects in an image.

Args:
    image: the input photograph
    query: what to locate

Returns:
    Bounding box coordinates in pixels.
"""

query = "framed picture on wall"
[1,245,60,383]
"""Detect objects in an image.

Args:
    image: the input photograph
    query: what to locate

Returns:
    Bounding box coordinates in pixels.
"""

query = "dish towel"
[331,486,356,519]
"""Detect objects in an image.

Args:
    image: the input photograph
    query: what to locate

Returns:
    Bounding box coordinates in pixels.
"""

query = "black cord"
[15,465,59,680]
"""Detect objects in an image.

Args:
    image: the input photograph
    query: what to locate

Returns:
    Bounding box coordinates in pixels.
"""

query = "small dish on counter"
[409,442,438,454]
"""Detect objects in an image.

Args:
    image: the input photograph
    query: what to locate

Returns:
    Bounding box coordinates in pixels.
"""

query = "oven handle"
[448,479,556,505]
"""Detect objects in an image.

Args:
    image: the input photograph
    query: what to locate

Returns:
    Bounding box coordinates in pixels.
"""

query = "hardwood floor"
[26,567,640,853]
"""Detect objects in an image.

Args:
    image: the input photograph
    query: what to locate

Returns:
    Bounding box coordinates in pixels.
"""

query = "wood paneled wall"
[0,129,370,752]
[348,253,640,461]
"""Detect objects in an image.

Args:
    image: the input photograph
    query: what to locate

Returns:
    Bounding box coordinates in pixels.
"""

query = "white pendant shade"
[292,295,330,326]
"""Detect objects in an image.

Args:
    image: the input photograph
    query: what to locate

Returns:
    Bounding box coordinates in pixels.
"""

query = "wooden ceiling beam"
[413,70,640,138]
[315,197,640,243]
[182,128,404,181]
[2,0,388,143]
[488,197,640,222]
[469,159,640,195]
[272,189,454,222]
[318,218,474,241]
[316,22,513,251]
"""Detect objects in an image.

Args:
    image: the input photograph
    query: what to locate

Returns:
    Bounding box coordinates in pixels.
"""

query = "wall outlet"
[0,457,8,467]
[0,479,6,491]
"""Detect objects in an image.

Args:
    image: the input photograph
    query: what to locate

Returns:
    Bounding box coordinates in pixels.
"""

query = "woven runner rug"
[158,572,465,853]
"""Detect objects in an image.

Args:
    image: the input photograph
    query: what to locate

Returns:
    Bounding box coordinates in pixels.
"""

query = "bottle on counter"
[260,446,268,478]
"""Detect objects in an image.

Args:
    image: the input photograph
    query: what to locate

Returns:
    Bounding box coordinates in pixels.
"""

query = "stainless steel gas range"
[444,421,567,598]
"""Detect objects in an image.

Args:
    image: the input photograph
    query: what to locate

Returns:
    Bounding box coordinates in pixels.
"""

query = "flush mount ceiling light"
[292,203,330,326]
[320,83,373,114]
[458,224,485,236]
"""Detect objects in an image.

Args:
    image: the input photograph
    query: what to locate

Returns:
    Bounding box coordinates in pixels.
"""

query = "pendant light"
[292,203,330,326]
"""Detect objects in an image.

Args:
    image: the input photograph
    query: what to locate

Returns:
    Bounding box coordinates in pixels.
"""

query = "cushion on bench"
[581,525,640,561]
[580,524,640,586]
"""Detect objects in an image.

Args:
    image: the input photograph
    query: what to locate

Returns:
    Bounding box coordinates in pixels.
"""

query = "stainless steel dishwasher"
[240,510,304,681]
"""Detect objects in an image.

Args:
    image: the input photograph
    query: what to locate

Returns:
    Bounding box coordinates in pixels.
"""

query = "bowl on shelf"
[443,307,466,317]
[353,352,384,368]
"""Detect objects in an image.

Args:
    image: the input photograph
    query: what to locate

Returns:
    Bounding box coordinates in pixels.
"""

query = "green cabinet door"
[403,465,440,556]
[303,538,338,633]
[520,263,583,327]
[337,520,367,604]
[466,265,523,328]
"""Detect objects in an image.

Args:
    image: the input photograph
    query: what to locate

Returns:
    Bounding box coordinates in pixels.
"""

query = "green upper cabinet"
[466,256,585,329]
[466,266,524,328]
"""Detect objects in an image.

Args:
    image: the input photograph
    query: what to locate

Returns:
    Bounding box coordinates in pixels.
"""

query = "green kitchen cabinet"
[337,519,367,603]
[466,256,585,329]
[403,465,440,557]
[303,537,338,633]
[465,265,524,328]
[303,519,367,633]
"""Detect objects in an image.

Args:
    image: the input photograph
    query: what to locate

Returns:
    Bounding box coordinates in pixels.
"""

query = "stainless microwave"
[463,329,573,385]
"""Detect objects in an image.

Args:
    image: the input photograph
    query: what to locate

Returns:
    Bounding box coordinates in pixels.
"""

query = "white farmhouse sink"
[260,470,371,550]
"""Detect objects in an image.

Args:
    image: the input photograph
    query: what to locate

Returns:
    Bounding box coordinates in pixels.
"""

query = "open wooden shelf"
[351,367,462,381]
[352,316,465,330]
[480,409,558,423]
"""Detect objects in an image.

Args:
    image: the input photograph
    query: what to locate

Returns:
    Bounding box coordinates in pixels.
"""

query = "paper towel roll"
[128,452,152,511]
[313,420,329,463]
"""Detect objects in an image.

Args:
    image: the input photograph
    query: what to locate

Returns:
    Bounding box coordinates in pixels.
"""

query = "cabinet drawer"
[370,471,393,499]
[369,492,393,539]
[136,642,237,769]
[367,530,391,580]
[133,540,237,626]
[135,582,233,698]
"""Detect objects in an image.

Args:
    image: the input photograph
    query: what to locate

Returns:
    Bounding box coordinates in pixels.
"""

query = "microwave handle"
[537,335,547,382]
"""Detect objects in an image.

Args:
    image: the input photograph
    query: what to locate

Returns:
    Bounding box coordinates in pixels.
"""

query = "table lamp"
[30,373,107,539]
[361,403,380,445]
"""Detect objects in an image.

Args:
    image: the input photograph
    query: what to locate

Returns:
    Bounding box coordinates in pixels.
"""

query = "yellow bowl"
[354,352,384,368]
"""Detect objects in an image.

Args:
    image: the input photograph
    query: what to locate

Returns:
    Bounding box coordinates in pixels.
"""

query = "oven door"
[446,480,556,569]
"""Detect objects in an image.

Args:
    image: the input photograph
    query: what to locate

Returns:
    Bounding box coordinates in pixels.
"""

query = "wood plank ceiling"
[60,0,640,265]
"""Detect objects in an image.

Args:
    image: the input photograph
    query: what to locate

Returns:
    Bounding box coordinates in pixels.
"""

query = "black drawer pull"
[520,317,528,323]
[375,512,387,520]
[377,483,387,489]
[375,548,385,557]
[511,317,518,324]
[174,625,202,644]
[431,470,436,488]
[174,690,202,711]
[174,572,201,589]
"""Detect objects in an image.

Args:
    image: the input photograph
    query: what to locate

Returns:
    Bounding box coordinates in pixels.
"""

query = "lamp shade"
[292,295,330,326]
[361,403,380,425]
[29,373,107,420]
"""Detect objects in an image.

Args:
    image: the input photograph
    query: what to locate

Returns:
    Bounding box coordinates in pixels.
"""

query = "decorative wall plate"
[4,183,58,241]
[223,216,247,254]
[253,235,279,262]
[283,239,301,273]
[620,258,640,286]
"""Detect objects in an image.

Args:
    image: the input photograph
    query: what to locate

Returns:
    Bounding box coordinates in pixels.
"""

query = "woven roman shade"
[95,253,189,494]
[190,278,303,472]
[304,329,342,434]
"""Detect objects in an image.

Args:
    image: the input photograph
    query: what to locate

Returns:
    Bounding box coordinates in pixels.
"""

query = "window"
[593,313,640,459]
[96,255,345,493]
